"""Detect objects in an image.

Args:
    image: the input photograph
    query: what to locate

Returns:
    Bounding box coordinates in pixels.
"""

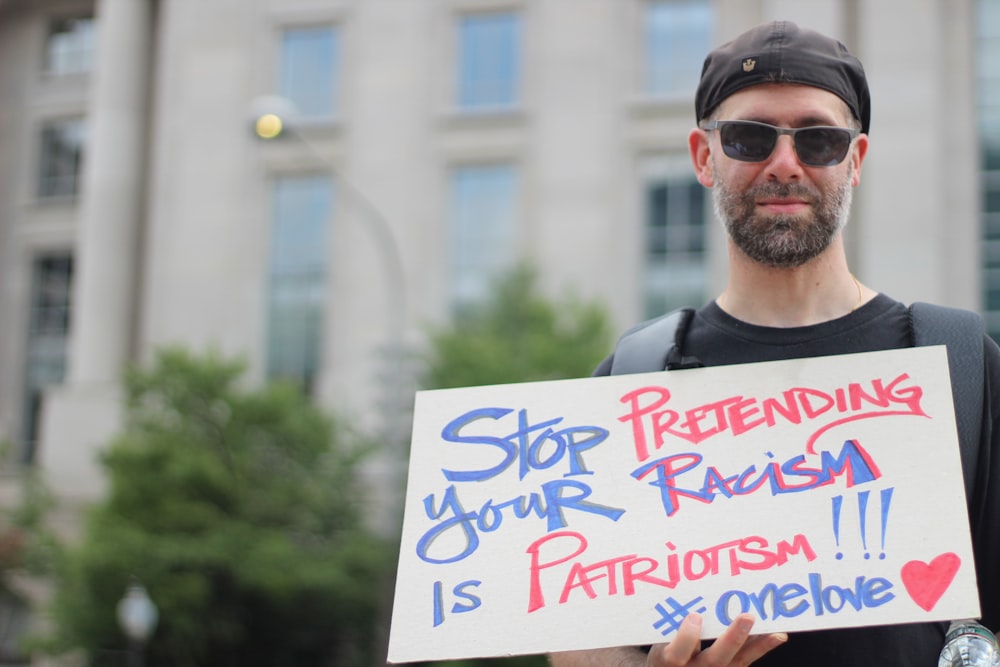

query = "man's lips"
[757,198,810,213]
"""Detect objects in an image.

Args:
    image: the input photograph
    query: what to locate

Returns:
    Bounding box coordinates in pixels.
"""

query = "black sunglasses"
[702,120,860,167]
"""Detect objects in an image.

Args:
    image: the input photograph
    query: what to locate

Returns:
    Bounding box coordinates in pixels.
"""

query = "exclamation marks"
[857,490,870,556]
[878,487,893,558]
[831,495,843,560]
[831,487,893,560]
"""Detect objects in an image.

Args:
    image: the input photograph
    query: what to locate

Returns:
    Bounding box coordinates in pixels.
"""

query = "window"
[644,0,712,98]
[280,25,339,119]
[642,156,707,318]
[45,16,96,75]
[37,117,86,199]
[267,175,333,393]
[23,255,73,464]
[979,0,1000,337]
[456,12,521,110]
[450,164,518,308]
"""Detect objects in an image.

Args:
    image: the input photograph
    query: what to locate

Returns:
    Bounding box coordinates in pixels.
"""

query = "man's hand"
[646,613,786,666]
[548,613,787,667]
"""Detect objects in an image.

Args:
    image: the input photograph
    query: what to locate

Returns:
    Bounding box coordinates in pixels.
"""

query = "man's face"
[697,84,867,268]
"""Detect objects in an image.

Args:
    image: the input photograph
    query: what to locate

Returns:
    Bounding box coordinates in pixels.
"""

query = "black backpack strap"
[910,302,985,503]
[610,308,699,375]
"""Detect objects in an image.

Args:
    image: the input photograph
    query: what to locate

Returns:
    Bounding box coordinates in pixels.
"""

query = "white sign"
[388,347,979,663]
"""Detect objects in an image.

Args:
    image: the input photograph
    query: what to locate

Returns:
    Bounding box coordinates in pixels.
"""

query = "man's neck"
[718,245,874,327]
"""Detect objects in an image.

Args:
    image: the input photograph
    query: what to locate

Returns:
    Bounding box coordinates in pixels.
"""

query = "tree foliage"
[0,447,58,582]
[423,264,612,390]
[41,348,392,667]
[0,443,59,662]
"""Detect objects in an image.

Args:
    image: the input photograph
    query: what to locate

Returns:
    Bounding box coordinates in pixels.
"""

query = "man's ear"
[850,133,869,187]
[689,128,714,187]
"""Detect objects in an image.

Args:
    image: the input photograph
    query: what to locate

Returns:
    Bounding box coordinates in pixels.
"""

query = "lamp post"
[249,96,409,528]
[116,580,158,667]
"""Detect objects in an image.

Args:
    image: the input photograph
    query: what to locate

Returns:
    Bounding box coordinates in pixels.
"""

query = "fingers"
[647,613,788,667]
[648,612,704,666]
[729,632,788,667]
[703,613,789,666]
[700,613,755,665]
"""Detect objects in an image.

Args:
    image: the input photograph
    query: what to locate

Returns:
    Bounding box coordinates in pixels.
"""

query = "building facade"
[0,0,990,536]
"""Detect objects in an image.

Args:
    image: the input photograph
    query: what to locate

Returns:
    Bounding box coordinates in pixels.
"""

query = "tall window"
[37,117,86,199]
[456,12,521,110]
[642,156,707,318]
[644,0,712,98]
[45,16,96,75]
[267,175,333,393]
[979,0,1000,338]
[23,255,73,464]
[280,25,339,119]
[450,164,518,308]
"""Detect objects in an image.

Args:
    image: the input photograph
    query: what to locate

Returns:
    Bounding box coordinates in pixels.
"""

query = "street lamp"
[248,96,409,527]
[250,95,297,141]
[117,580,158,667]
[251,93,410,667]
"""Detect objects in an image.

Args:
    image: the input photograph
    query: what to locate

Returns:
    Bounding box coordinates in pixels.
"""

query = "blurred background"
[0,0,996,664]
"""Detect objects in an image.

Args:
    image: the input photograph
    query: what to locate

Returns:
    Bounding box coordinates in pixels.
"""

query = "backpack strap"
[910,302,985,503]
[610,308,699,375]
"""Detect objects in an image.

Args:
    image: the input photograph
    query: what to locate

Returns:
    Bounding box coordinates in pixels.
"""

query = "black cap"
[695,21,870,134]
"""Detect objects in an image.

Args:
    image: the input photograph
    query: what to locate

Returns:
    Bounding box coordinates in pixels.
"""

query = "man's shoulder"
[592,354,613,377]
[597,308,697,377]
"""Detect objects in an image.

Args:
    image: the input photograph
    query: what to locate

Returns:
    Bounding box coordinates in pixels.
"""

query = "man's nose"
[764,135,804,181]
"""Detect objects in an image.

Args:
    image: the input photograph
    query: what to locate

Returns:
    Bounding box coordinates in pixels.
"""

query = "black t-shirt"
[596,294,1000,666]
[684,293,911,366]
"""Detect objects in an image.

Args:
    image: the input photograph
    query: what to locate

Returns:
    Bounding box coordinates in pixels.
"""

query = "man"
[550,20,1000,667]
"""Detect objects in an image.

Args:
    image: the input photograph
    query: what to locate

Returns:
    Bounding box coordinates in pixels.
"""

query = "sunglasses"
[702,120,860,167]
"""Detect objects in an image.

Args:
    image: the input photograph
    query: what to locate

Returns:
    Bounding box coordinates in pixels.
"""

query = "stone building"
[0,0,995,658]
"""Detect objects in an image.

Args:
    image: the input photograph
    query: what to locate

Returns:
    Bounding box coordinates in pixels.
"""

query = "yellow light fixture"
[254,113,284,139]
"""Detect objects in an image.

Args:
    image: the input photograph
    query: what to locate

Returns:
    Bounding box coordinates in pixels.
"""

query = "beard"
[712,167,854,268]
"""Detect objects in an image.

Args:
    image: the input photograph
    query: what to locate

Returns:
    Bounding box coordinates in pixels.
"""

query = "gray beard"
[712,170,853,268]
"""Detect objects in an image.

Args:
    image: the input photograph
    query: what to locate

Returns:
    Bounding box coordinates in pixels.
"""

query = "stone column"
[40,0,153,501]
[68,0,152,384]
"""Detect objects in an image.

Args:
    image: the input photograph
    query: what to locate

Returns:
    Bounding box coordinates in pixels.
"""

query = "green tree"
[423,264,612,390]
[0,445,59,661]
[41,348,392,667]
[420,264,612,667]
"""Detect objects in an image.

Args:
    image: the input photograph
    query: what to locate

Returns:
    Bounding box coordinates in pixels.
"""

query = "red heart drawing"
[900,553,961,611]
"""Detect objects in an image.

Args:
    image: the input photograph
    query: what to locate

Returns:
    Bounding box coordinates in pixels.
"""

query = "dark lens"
[720,122,776,162]
[794,128,852,166]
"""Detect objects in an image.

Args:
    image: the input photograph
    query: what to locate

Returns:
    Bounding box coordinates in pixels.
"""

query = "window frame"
[36,116,87,201]
[639,154,708,319]
[641,0,712,100]
[265,173,334,393]
[449,162,520,310]
[22,254,74,464]
[278,23,341,122]
[43,14,97,76]
[454,10,522,112]
[978,0,1000,337]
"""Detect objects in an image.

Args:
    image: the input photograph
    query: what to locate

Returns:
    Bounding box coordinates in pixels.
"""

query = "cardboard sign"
[387,347,979,662]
